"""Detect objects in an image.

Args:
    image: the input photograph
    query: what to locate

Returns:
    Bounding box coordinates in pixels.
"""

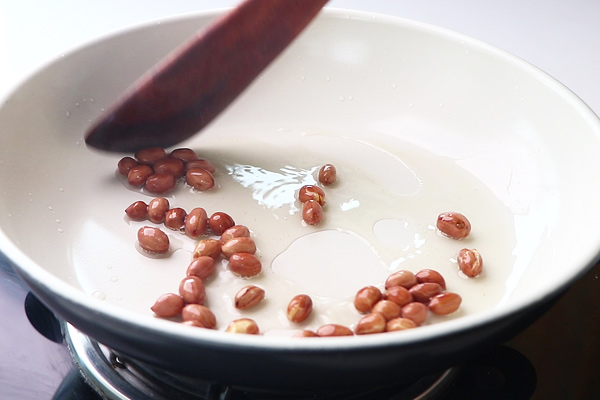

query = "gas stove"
[1,252,598,399]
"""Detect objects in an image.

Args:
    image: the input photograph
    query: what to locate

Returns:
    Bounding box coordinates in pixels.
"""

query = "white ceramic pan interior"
[1,9,600,352]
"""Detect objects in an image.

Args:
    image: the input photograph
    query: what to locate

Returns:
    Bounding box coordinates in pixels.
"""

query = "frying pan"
[2,9,600,389]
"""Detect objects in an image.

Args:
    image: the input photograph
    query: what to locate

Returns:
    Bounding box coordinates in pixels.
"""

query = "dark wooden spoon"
[84,0,328,152]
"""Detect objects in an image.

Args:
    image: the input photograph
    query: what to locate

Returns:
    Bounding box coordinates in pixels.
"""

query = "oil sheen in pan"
[71,130,517,335]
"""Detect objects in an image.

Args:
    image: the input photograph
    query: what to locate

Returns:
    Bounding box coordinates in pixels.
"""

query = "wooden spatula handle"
[85,0,328,152]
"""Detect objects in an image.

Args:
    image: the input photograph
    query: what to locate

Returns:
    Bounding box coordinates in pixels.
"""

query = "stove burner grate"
[64,323,458,400]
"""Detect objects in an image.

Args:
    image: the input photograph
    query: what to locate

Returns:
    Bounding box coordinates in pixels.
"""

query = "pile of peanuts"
[119,147,484,336]
[127,197,268,333]
[288,212,483,337]
[131,197,339,334]
[132,199,327,334]
[291,268,461,337]
[118,147,217,194]
[126,197,251,259]
[137,208,482,337]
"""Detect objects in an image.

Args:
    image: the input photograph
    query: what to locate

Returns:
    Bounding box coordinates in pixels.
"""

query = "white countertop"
[2,0,600,116]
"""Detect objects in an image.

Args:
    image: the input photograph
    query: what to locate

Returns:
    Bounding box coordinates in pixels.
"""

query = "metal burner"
[64,323,459,400]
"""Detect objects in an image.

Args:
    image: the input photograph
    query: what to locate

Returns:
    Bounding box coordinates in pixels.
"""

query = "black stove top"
[1,252,599,399]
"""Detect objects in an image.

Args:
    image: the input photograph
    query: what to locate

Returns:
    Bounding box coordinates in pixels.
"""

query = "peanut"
[186,167,215,191]
[125,201,148,221]
[234,285,265,310]
[318,164,337,186]
[192,239,222,259]
[185,207,208,238]
[316,324,354,337]
[436,212,471,239]
[298,185,326,205]
[371,300,401,320]
[401,302,428,326]
[415,269,446,290]
[354,286,382,313]
[137,226,169,254]
[428,292,462,315]
[355,313,387,335]
[117,156,138,176]
[386,317,418,332]
[145,173,176,194]
[152,157,185,178]
[220,225,250,243]
[134,147,167,164]
[457,248,483,277]
[208,212,235,235]
[385,270,417,290]
[186,256,216,280]
[228,253,262,277]
[287,294,313,323]
[127,164,153,186]
[384,286,413,307]
[164,207,187,231]
[181,304,216,329]
[409,282,443,303]
[150,293,184,318]
[178,276,206,305]
[226,318,259,334]
[222,237,256,259]
[302,200,323,225]
[147,197,170,224]
[169,147,199,162]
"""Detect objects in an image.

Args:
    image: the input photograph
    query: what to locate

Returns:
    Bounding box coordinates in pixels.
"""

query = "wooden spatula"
[84,0,328,152]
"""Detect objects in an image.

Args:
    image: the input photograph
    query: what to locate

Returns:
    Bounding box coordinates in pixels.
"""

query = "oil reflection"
[226,163,319,213]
